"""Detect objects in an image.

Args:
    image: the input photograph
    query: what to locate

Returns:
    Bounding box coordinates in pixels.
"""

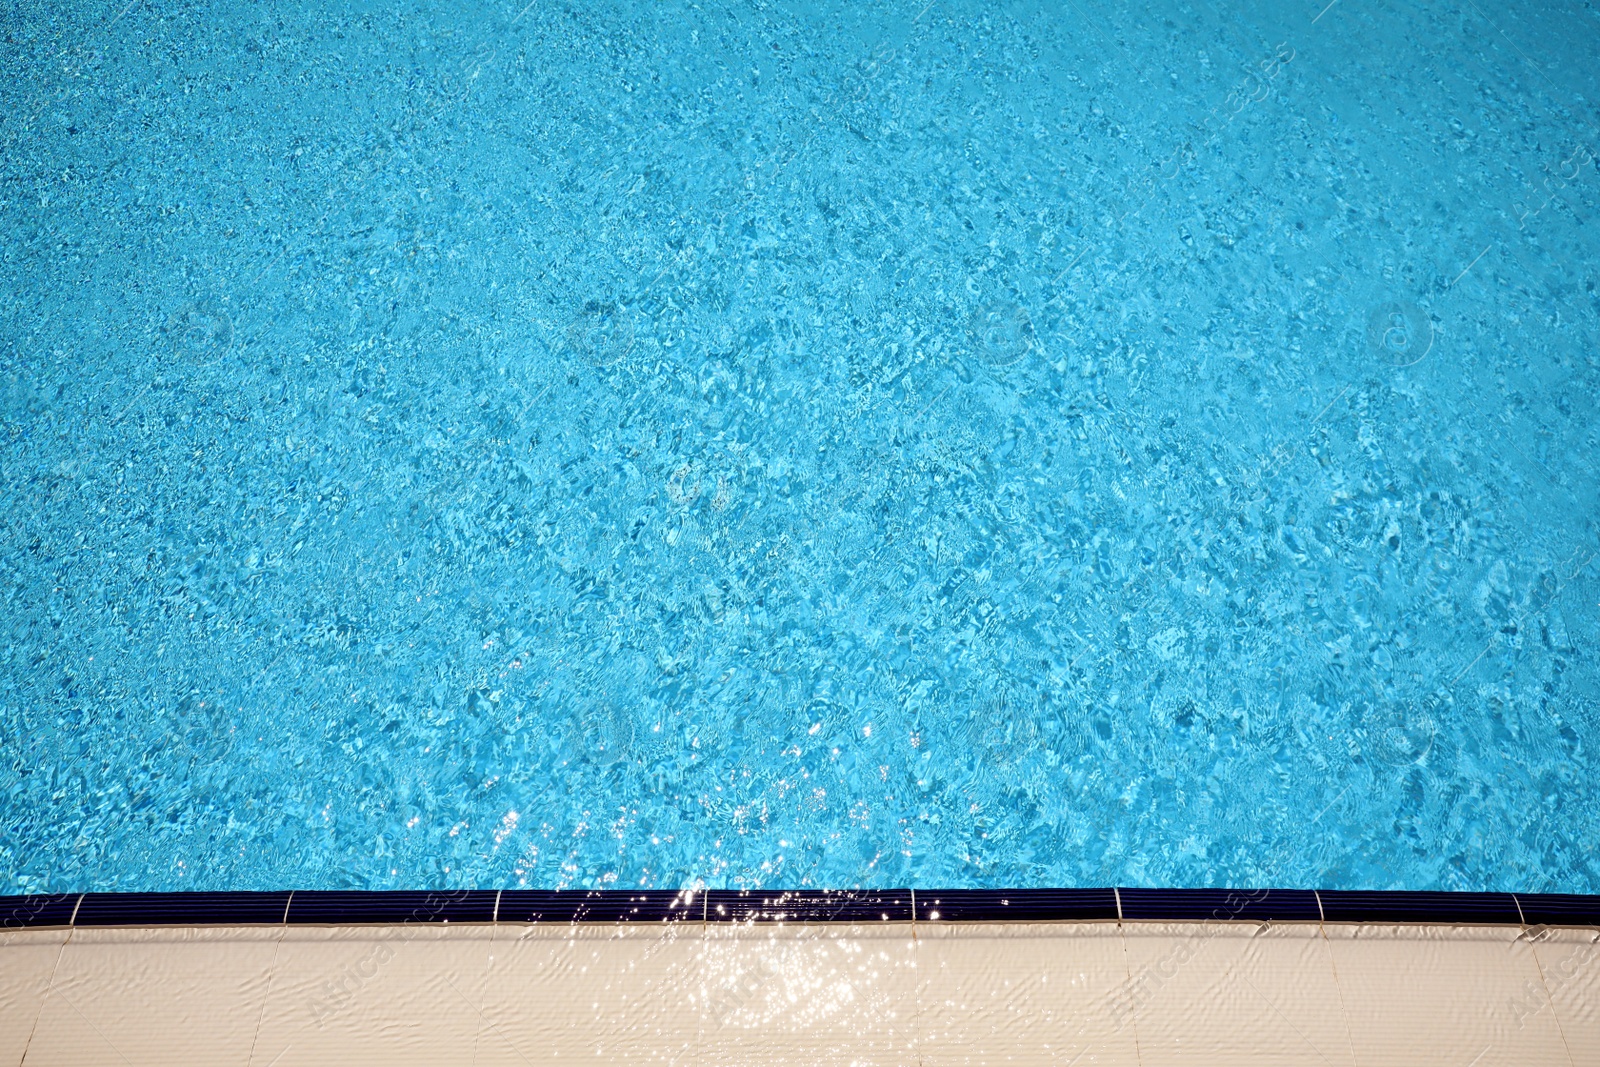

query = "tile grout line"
[470,896,501,1067]
[1233,966,1342,1067]
[245,892,293,1067]
[902,889,924,1067]
[1515,894,1578,1067]
[1112,891,1145,1067]
[50,989,139,1066]
[16,894,83,1067]
[1313,891,1359,1067]
[442,971,538,1067]
[916,889,927,1067]
[694,888,707,1056]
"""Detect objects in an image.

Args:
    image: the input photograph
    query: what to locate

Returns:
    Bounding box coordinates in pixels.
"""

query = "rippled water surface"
[3,0,1598,893]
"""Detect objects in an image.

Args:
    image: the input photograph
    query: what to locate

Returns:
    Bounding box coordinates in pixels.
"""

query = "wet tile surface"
[475,923,706,1067]
[1322,924,1575,1067]
[0,929,67,1067]
[910,923,1141,1066]
[1121,922,1353,1066]
[1525,927,1600,1065]
[1,921,1597,1065]
[21,927,281,1067]
[251,925,494,1067]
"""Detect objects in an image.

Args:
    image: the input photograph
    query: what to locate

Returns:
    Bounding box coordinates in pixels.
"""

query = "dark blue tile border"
[0,894,78,929]
[1117,888,1322,923]
[76,892,293,926]
[0,889,1594,928]
[497,890,699,924]
[706,889,912,923]
[912,889,1119,922]
[286,890,498,924]
[1315,890,1523,925]
[1513,893,1600,928]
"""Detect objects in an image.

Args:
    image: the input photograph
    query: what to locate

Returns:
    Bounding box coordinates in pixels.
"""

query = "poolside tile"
[1524,927,1600,1064]
[0,928,68,1067]
[1120,921,1352,1066]
[472,922,707,1067]
[1322,923,1574,1067]
[3,917,1596,1065]
[20,926,280,1067]
[695,922,925,1066]
[908,921,1141,1065]
[251,924,494,1067]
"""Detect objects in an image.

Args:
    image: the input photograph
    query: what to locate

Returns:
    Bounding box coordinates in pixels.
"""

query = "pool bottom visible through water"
[1,0,1598,896]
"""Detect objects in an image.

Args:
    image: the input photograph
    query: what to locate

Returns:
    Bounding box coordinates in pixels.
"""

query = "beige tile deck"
[21,926,281,1067]
[1322,923,1576,1067]
[1,920,1596,1065]
[694,922,925,1067]
[1525,926,1600,1064]
[251,924,495,1067]
[910,921,1140,1066]
[474,921,705,1066]
[0,928,67,1067]
[1120,921,1354,1067]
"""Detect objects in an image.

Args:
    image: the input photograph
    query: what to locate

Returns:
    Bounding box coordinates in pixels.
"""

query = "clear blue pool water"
[3,0,1598,896]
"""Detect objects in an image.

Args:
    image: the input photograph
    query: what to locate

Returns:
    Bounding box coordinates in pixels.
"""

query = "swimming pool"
[2,0,1597,897]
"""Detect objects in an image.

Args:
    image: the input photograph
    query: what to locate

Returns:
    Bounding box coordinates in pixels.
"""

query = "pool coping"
[4,888,1597,929]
